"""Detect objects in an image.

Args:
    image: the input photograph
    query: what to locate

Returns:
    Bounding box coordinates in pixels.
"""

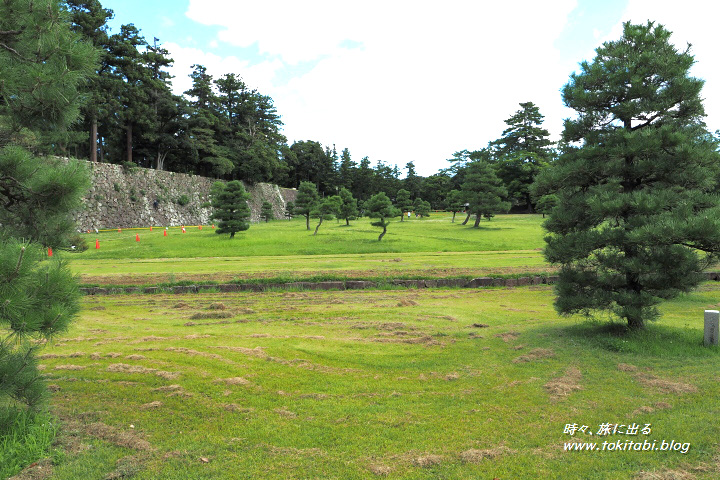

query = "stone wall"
[74,161,297,230]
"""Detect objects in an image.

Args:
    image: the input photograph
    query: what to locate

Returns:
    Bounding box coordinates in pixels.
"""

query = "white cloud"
[184,0,580,175]
[165,42,283,98]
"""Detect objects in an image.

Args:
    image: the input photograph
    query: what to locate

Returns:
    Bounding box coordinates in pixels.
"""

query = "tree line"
[39,0,560,218]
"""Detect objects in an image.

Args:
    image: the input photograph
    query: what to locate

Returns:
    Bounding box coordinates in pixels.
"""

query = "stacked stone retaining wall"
[73,161,297,230]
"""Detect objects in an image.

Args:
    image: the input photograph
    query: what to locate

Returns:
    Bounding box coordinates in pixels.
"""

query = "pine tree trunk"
[400,212,404,222]
[473,215,481,227]
[314,217,323,235]
[126,124,133,164]
[346,218,349,226]
[306,214,310,230]
[451,211,456,223]
[378,224,387,241]
[90,117,98,163]
[461,213,471,225]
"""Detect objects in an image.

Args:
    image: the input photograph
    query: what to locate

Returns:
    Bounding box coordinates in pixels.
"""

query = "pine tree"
[312,196,341,236]
[445,190,464,222]
[260,201,274,222]
[284,201,295,220]
[395,189,412,221]
[0,0,95,410]
[210,181,251,238]
[414,198,431,217]
[337,187,359,226]
[461,161,510,227]
[536,21,720,329]
[367,192,398,241]
[490,102,553,212]
[294,181,319,230]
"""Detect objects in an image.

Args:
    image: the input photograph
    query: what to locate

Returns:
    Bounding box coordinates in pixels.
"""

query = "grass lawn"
[71,214,551,285]
[32,284,720,479]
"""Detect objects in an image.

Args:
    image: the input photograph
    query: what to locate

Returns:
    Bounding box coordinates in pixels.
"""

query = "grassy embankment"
[26,284,720,479]
[70,214,552,286]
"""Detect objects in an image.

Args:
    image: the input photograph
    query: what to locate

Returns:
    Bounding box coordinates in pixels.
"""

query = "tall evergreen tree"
[294,181,319,230]
[395,189,412,221]
[404,161,422,199]
[445,190,464,222]
[210,181,251,238]
[337,187,359,225]
[536,21,720,329]
[490,102,553,212]
[0,0,95,412]
[338,148,356,190]
[461,161,510,227]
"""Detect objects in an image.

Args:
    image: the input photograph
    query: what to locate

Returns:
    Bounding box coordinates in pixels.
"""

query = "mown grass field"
[70,214,551,285]
[29,284,720,479]
[6,213,720,479]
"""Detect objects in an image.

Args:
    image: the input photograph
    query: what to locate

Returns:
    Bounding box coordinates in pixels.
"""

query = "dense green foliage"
[336,187,359,226]
[536,21,720,329]
[0,0,92,415]
[366,192,398,241]
[461,161,510,227]
[295,181,320,230]
[311,195,341,236]
[260,201,274,222]
[489,102,554,212]
[210,181,251,238]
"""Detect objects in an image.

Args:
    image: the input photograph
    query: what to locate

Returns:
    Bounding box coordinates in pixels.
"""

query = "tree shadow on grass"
[534,320,720,359]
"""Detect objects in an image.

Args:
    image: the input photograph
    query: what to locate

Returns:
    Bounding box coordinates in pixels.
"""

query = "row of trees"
[48,0,554,217]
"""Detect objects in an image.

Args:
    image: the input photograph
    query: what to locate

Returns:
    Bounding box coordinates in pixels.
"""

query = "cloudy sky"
[102,0,720,176]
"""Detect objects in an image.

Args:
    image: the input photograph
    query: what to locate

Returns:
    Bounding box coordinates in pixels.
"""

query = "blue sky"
[101,0,719,176]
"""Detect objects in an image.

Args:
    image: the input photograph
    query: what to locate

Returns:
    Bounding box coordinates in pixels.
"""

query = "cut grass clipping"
[27,283,720,479]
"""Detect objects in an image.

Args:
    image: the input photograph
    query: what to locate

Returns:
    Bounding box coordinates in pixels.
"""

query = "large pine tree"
[490,102,553,212]
[0,0,95,409]
[210,181,251,238]
[537,21,720,329]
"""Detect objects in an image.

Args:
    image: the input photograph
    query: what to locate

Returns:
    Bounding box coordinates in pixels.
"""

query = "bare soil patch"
[106,363,180,380]
[495,332,520,342]
[634,469,695,480]
[544,367,583,400]
[190,311,233,320]
[8,458,53,480]
[635,374,698,395]
[412,455,444,467]
[513,348,555,363]
[460,446,514,463]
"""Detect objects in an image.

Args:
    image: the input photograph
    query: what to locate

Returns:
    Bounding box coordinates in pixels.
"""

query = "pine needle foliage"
[536,21,720,329]
[210,181,251,239]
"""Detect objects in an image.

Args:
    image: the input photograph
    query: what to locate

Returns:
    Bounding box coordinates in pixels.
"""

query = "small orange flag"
[96,239,100,249]
[163,229,167,237]
[48,247,53,257]
[136,234,140,242]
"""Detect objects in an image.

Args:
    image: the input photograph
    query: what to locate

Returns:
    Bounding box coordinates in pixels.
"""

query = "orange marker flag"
[150,226,153,231]
[163,229,167,237]
[136,234,140,242]
[96,239,100,249]
[118,228,122,233]
[182,227,186,233]
[48,247,53,257]
[198,225,202,230]
[212,224,215,229]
